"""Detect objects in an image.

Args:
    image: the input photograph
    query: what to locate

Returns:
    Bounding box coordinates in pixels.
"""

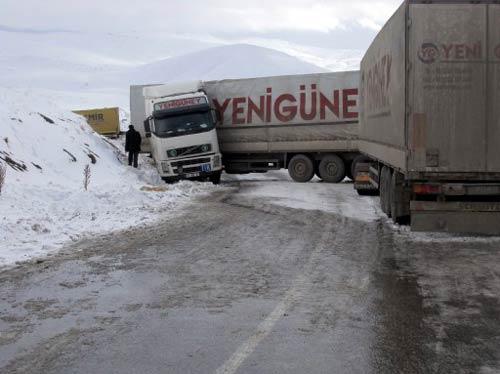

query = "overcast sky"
[0,0,402,68]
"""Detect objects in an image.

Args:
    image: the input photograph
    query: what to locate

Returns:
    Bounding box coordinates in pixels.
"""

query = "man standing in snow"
[125,125,142,168]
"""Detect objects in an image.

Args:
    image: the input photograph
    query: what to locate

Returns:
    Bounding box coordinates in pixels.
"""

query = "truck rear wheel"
[314,162,322,180]
[380,166,392,217]
[288,154,314,183]
[390,171,410,224]
[345,161,353,180]
[351,155,371,181]
[318,154,345,183]
[354,162,379,196]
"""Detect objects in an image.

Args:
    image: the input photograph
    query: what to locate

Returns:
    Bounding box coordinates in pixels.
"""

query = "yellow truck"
[73,107,120,137]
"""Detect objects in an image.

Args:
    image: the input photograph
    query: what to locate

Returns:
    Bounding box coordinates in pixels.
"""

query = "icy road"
[1,172,500,373]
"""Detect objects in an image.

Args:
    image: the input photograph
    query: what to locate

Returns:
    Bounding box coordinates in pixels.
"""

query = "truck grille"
[169,144,211,158]
[171,157,211,174]
[171,157,211,168]
[174,166,202,174]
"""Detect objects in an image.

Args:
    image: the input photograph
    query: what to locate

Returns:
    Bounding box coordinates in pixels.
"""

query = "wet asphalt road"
[1,173,500,373]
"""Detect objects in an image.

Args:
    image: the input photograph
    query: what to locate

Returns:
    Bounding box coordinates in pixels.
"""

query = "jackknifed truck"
[131,71,363,183]
[355,0,500,234]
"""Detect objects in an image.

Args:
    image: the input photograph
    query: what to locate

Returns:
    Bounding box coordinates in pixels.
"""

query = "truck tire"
[357,189,378,196]
[354,162,379,196]
[318,154,346,183]
[380,166,392,217]
[314,162,322,180]
[379,168,387,214]
[209,171,222,185]
[351,155,371,181]
[288,154,314,183]
[162,177,177,184]
[345,161,353,180]
[390,171,410,224]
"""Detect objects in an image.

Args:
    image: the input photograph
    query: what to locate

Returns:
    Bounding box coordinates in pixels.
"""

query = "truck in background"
[73,107,121,137]
[204,72,361,183]
[142,82,223,184]
[131,71,363,183]
[355,0,500,234]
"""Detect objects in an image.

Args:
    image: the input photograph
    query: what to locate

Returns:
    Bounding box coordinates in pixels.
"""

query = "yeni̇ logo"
[418,43,439,64]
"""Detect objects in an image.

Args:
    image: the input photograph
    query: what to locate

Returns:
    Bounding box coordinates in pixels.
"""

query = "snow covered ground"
[224,171,381,222]
[0,88,219,268]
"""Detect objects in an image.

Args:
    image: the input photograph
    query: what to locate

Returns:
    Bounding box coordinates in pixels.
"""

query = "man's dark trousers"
[128,152,139,168]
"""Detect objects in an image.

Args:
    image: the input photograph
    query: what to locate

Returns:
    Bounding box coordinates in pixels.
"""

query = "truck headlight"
[161,162,170,173]
[213,155,221,168]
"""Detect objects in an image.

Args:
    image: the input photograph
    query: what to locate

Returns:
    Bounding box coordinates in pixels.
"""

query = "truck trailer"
[131,71,363,183]
[205,72,361,183]
[355,0,500,234]
[73,107,121,137]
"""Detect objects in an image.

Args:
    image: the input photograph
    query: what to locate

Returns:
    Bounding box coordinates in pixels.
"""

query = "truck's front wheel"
[288,154,314,183]
[209,171,222,185]
[318,154,346,183]
[390,171,410,224]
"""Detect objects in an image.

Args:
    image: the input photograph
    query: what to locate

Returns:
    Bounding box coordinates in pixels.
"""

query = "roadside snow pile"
[0,87,217,268]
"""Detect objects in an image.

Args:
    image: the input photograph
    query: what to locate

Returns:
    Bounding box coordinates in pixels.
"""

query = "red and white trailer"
[204,71,362,182]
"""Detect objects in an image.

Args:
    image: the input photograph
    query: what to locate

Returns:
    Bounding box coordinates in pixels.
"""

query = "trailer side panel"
[408,3,489,174]
[359,3,407,171]
[204,72,359,154]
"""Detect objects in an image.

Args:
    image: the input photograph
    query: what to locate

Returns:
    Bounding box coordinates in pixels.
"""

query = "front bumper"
[158,153,222,179]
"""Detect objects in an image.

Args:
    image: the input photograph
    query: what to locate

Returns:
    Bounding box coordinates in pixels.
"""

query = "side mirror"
[144,117,153,138]
[211,108,220,125]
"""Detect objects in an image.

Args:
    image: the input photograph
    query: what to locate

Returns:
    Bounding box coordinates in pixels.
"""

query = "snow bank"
[0,87,218,268]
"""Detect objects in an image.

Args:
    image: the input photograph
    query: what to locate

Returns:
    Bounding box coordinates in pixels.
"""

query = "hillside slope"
[0,88,216,267]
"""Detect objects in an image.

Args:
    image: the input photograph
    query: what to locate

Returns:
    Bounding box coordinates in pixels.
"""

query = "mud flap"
[410,201,500,235]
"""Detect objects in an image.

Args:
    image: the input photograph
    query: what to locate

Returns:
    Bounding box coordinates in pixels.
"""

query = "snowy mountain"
[0,43,328,110]
[89,44,328,109]
[125,44,328,85]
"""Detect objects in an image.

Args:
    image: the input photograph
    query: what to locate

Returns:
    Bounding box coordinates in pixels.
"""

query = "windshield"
[153,111,214,138]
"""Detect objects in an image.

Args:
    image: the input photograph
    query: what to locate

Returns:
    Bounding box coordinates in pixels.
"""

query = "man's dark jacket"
[125,129,142,152]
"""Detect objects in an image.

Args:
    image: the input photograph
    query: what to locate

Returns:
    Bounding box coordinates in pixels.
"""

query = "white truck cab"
[143,82,222,184]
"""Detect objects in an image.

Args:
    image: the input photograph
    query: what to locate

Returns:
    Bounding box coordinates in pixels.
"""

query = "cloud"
[0,0,401,36]
[0,0,402,71]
